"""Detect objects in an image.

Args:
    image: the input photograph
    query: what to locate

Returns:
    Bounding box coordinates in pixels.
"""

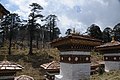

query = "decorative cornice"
[57,44,94,51]
[60,55,91,63]
[104,56,120,61]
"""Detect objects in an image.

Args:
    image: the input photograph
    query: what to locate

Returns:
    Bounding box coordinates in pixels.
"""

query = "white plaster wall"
[59,63,72,79]
[72,63,90,80]
[61,51,90,55]
[55,63,90,80]
[104,53,120,56]
[105,61,120,72]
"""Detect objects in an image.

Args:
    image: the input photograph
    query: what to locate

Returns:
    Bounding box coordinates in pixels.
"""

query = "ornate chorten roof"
[0,3,10,15]
[41,61,60,72]
[15,75,34,80]
[95,36,120,53]
[50,30,102,51]
[41,61,59,80]
[0,59,23,71]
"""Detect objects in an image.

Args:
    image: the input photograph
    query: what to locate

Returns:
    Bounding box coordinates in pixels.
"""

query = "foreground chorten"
[50,29,102,80]
[41,61,60,80]
[0,57,23,80]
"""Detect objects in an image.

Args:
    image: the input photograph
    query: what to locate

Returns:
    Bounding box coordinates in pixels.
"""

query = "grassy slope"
[0,45,59,80]
[91,70,120,80]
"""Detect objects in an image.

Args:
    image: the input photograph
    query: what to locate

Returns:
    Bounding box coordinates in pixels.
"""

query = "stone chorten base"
[105,61,120,72]
[104,54,120,72]
[55,63,90,80]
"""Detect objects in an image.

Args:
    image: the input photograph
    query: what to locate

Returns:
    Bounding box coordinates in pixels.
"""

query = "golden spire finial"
[111,36,115,43]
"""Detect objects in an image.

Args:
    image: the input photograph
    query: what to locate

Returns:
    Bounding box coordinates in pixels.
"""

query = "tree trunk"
[2,31,5,47]
[52,18,55,40]
[36,36,39,49]
[8,30,12,55]
[29,30,33,55]
[50,21,52,41]
[29,18,34,55]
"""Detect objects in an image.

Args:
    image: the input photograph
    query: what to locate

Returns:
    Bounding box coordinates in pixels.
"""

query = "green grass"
[16,59,45,80]
[91,70,120,80]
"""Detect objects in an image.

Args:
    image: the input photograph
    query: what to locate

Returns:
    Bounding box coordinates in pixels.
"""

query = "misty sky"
[1,0,120,36]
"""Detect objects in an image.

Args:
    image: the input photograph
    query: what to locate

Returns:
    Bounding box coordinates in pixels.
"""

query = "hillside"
[0,45,120,80]
[0,45,59,80]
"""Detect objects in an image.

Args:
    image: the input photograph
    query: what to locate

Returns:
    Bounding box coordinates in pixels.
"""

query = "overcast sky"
[1,0,120,36]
